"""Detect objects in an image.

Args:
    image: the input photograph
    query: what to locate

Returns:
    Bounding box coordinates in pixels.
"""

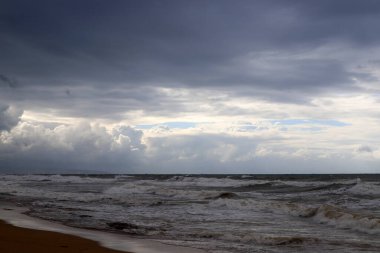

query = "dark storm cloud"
[0,85,191,120]
[1,0,380,116]
[0,74,17,88]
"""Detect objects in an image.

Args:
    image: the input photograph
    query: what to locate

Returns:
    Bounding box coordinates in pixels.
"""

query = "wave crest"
[313,204,380,234]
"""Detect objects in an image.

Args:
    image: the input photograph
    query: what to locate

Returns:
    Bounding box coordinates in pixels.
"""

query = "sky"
[1,0,380,173]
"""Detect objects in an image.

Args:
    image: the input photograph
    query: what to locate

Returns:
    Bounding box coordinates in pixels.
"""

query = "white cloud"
[0,104,22,131]
[2,86,380,174]
[0,117,380,173]
[0,121,145,173]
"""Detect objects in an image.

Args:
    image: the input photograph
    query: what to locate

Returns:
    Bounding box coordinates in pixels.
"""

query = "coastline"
[0,220,127,253]
[0,202,206,253]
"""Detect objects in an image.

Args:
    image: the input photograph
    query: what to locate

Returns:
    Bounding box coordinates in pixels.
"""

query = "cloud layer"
[1,117,379,174]
[1,1,380,173]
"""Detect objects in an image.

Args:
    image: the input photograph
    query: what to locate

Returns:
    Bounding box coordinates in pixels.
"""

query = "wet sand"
[0,204,206,253]
[0,220,129,253]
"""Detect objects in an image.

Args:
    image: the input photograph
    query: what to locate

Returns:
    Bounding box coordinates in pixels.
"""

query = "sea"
[0,174,379,253]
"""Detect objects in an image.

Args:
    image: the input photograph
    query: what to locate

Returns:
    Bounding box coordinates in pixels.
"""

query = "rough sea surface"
[0,174,379,253]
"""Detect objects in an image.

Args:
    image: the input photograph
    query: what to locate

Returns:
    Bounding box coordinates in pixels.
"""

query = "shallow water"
[0,174,379,252]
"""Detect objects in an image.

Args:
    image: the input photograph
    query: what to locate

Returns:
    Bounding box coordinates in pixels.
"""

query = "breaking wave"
[279,203,380,235]
[312,204,380,235]
[222,233,319,246]
[234,181,358,194]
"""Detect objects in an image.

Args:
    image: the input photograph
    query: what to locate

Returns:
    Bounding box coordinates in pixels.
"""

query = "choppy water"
[1,174,380,253]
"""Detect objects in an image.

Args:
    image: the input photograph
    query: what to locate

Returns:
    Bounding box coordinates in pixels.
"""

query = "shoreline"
[0,220,128,253]
[0,202,206,253]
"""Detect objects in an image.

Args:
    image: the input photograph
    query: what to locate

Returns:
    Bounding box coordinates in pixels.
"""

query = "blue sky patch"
[136,122,197,129]
[272,119,350,127]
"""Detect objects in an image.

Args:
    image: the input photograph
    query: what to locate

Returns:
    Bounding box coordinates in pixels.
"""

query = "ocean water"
[0,174,379,253]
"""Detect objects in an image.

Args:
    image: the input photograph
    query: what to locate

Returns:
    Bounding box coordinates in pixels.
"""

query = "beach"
[0,202,206,253]
[0,219,127,253]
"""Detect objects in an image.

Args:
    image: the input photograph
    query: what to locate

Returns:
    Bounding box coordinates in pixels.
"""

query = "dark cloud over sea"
[1,1,380,173]
[1,1,379,109]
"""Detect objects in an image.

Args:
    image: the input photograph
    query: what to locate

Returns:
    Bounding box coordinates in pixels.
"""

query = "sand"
[0,204,206,253]
[0,220,129,253]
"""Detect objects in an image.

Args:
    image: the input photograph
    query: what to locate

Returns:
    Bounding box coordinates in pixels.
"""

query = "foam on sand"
[0,203,206,253]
